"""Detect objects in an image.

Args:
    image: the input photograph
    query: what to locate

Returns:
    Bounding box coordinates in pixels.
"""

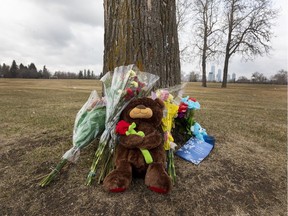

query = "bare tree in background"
[176,0,193,32]
[191,0,222,87]
[271,69,287,85]
[251,71,267,83]
[103,0,181,88]
[176,0,193,57]
[221,0,278,88]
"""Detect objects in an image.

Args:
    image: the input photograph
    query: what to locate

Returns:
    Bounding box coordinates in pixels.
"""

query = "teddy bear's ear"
[194,123,201,132]
[154,98,165,109]
[190,125,195,132]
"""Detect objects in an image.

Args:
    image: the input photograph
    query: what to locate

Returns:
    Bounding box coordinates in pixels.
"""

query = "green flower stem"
[186,109,195,135]
[39,158,68,187]
[167,149,176,184]
[86,133,110,186]
[98,149,114,184]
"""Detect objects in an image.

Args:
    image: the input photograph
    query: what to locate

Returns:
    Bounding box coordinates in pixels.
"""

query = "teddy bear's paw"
[148,186,169,194]
[103,170,132,193]
[109,187,126,193]
[147,176,171,194]
[145,163,172,194]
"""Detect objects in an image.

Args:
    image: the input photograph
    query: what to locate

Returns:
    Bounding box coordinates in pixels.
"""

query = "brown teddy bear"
[103,97,172,193]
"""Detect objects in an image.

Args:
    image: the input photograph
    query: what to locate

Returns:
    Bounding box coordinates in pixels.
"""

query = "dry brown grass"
[0,79,287,215]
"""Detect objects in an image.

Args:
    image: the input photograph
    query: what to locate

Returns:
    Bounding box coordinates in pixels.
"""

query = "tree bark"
[103,0,181,88]
[221,0,234,88]
[222,51,229,88]
[201,33,207,87]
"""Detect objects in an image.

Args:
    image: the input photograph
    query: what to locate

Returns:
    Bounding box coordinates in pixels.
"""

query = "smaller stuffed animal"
[191,122,207,141]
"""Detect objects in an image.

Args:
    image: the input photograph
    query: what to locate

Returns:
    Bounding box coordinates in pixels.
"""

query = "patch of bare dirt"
[0,134,286,216]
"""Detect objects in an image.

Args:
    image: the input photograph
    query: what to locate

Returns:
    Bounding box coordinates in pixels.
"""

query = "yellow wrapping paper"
[161,101,179,150]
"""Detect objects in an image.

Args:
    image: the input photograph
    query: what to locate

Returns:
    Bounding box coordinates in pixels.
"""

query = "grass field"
[0,79,287,215]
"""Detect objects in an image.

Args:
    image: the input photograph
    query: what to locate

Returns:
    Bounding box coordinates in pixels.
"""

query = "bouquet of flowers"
[173,96,201,144]
[86,65,159,185]
[40,90,106,187]
[153,89,178,183]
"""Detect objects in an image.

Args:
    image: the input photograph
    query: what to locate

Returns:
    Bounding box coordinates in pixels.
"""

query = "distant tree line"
[0,60,50,79]
[77,70,102,79]
[0,60,101,79]
[184,69,287,85]
[52,70,101,79]
[238,70,287,85]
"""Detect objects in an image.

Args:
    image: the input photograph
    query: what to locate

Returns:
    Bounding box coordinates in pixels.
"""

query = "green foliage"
[10,60,18,78]
[77,69,98,79]
[0,61,98,79]
[1,61,51,79]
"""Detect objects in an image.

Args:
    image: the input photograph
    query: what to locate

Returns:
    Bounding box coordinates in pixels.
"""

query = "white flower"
[170,142,177,150]
[117,90,123,95]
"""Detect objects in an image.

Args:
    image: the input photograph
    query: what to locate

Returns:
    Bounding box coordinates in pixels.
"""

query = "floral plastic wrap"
[86,64,159,185]
[40,90,106,187]
[153,85,184,184]
[63,90,106,162]
[174,96,201,144]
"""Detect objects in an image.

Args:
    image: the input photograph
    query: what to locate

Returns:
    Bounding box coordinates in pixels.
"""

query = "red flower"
[178,102,188,113]
[138,81,145,88]
[189,97,197,102]
[125,88,135,100]
[115,120,130,135]
[126,88,134,96]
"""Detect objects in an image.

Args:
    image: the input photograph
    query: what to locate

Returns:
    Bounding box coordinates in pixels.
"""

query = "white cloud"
[0,0,104,74]
[0,0,287,78]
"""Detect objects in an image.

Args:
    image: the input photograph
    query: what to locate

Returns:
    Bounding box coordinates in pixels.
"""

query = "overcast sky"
[0,0,287,78]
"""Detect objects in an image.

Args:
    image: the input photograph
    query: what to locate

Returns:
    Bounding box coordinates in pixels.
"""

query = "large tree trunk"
[103,0,181,88]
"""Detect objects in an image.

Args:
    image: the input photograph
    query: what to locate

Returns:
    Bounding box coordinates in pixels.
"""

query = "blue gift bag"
[203,135,215,146]
[175,137,214,165]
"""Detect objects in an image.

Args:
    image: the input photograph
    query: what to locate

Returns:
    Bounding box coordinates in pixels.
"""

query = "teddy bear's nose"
[136,105,146,109]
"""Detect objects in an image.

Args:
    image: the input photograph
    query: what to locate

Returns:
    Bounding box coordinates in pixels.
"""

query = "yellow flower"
[156,90,161,98]
[164,132,175,150]
[129,70,136,77]
[130,81,138,88]
[161,101,179,150]
[167,94,174,102]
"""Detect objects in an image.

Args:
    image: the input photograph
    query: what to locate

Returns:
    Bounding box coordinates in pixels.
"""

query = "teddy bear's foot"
[148,186,168,194]
[103,169,132,192]
[145,163,171,194]
[103,161,132,192]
